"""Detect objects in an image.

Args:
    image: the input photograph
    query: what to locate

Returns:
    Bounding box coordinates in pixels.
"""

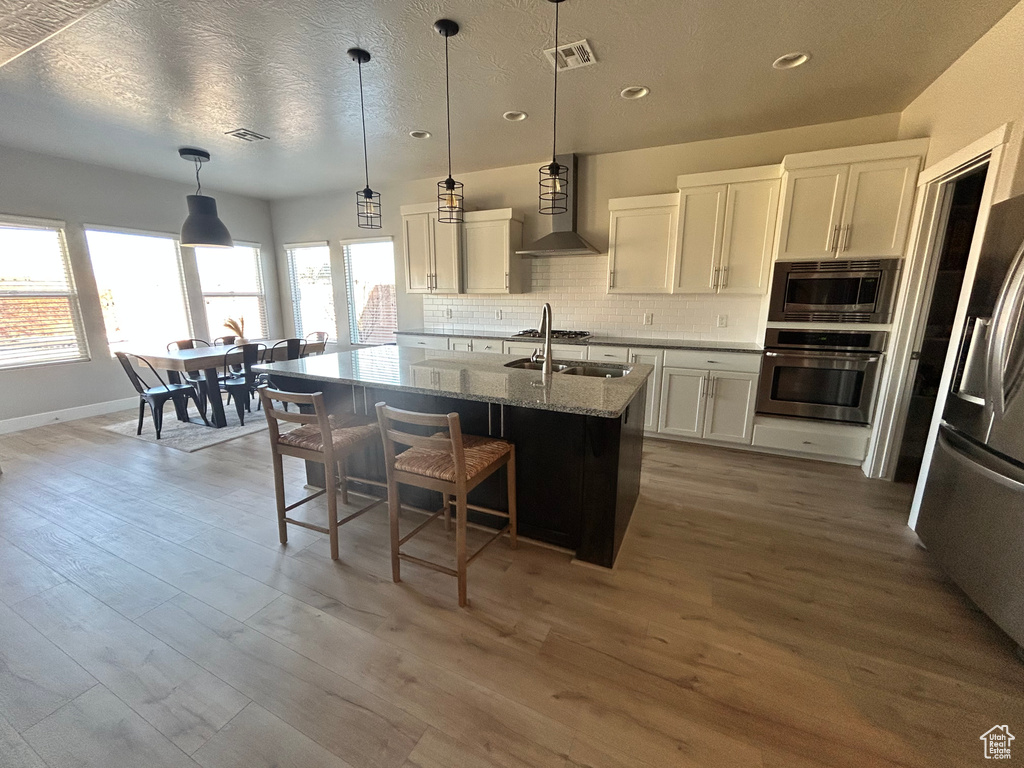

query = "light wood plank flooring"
[0,412,1021,768]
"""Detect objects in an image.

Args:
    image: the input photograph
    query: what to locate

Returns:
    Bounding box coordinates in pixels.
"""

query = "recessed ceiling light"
[619,86,650,100]
[409,130,432,139]
[503,111,528,122]
[772,52,810,70]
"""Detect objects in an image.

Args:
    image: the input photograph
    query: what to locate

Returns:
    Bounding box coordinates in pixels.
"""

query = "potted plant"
[224,317,247,344]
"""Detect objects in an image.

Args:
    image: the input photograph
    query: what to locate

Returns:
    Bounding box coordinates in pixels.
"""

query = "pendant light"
[348,47,382,229]
[434,19,464,224]
[539,0,568,215]
[178,148,233,248]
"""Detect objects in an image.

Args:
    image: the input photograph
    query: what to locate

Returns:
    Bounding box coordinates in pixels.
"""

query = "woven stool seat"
[279,415,378,454]
[395,433,512,483]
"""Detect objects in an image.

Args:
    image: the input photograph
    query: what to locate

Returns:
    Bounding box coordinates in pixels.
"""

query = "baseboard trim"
[0,397,137,435]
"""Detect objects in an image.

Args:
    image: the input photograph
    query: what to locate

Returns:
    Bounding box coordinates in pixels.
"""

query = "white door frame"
[862,126,1009,529]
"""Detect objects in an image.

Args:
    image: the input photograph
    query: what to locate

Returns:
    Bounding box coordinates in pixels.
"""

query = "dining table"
[125,339,326,428]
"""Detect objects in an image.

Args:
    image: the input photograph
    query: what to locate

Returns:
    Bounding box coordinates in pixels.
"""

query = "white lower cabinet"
[472,338,503,354]
[659,366,756,444]
[588,346,631,363]
[751,417,871,462]
[396,334,449,350]
[629,349,663,431]
[502,341,588,360]
[448,337,474,352]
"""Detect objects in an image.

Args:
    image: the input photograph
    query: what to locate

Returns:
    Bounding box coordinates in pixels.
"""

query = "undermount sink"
[561,365,632,378]
[503,359,573,372]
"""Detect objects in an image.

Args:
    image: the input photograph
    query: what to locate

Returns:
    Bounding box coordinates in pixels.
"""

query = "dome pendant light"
[348,47,382,229]
[434,19,464,224]
[178,148,233,248]
[539,0,568,215]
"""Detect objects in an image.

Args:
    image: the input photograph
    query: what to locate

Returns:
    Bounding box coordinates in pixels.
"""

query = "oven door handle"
[764,351,881,362]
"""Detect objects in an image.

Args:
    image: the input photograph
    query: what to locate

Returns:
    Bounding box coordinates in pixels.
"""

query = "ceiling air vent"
[543,39,595,71]
[225,128,270,142]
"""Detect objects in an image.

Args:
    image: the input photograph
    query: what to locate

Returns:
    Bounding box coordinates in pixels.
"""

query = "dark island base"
[267,375,647,568]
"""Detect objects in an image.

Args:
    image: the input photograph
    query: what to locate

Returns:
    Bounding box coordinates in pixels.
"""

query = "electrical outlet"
[495,309,502,320]
[445,307,453,319]
[716,314,728,328]
[642,312,653,326]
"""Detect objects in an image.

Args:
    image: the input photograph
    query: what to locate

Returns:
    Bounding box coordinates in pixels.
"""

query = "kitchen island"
[256,345,653,567]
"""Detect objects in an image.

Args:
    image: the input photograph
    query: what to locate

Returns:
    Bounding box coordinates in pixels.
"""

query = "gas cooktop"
[512,329,591,340]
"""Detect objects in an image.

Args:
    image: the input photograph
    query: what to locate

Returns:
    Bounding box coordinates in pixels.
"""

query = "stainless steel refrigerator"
[917,193,1024,648]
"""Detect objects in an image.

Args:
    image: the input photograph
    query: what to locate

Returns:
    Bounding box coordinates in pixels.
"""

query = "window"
[342,239,397,345]
[195,243,268,340]
[286,242,336,339]
[85,229,191,348]
[0,217,88,369]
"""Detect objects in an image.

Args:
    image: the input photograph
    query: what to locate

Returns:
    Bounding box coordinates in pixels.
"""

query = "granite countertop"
[255,346,654,418]
[396,327,762,354]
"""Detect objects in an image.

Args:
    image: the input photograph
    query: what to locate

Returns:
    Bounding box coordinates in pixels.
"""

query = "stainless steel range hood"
[516,154,599,257]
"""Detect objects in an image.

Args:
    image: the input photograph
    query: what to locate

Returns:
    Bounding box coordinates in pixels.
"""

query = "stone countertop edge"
[255,348,655,419]
[395,328,763,353]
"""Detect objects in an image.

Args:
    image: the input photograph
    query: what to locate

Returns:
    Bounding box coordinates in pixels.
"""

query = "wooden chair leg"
[442,494,451,532]
[387,478,401,583]
[272,452,287,545]
[325,461,339,560]
[338,460,349,506]
[507,449,518,550]
[455,494,468,607]
[137,400,145,435]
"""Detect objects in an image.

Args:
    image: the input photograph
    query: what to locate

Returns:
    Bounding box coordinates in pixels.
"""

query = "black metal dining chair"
[115,352,209,439]
[256,339,306,410]
[166,338,213,411]
[220,343,264,425]
[213,335,237,346]
[304,331,328,355]
[166,339,211,351]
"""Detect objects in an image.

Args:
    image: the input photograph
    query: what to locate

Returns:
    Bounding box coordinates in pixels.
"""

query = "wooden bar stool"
[375,402,517,607]
[258,386,385,560]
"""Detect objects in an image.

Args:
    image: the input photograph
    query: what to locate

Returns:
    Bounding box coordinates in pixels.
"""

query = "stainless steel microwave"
[768,258,902,323]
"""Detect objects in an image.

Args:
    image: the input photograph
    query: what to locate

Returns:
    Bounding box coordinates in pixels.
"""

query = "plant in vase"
[224,317,247,344]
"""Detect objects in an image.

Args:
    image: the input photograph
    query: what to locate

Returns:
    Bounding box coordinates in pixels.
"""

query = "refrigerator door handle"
[939,425,1024,492]
[986,238,1024,418]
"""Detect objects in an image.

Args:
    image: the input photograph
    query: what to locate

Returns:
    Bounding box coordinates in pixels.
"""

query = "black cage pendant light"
[179,148,233,248]
[435,19,464,224]
[539,0,569,215]
[349,47,382,229]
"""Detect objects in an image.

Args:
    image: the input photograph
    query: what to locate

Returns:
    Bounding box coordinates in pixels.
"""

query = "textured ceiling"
[0,0,113,66]
[0,0,1018,199]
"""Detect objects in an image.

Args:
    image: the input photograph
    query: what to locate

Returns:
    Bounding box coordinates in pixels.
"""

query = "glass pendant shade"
[181,194,233,248]
[357,186,382,229]
[437,176,464,223]
[538,161,568,215]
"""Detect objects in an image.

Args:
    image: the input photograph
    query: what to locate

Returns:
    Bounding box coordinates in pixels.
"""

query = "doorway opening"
[893,164,988,482]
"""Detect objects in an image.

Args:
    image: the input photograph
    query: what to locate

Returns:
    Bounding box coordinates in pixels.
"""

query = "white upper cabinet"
[775,140,926,260]
[839,157,919,258]
[461,209,524,294]
[401,203,462,294]
[607,193,679,294]
[775,165,848,260]
[674,185,726,294]
[675,166,781,295]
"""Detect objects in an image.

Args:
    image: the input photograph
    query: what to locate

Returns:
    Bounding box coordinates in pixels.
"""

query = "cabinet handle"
[721,266,729,289]
[829,225,839,252]
[713,267,720,290]
[609,270,615,289]
[842,224,851,252]
[698,375,706,399]
[707,376,714,399]
[504,272,509,290]
[631,354,637,363]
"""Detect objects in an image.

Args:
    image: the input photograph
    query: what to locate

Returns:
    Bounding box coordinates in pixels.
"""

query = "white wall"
[898,0,1024,201]
[0,145,279,423]
[270,112,901,339]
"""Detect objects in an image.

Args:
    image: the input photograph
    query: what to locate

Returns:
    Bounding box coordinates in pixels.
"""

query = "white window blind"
[286,242,336,339]
[0,218,89,369]
[342,239,397,345]
[85,229,192,349]
[196,243,268,340]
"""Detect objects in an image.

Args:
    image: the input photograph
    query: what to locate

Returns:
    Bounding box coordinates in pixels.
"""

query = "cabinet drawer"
[663,349,761,373]
[752,419,870,461]
[588,346,631,363]
[473,339,504,354]
[396,334,449,350]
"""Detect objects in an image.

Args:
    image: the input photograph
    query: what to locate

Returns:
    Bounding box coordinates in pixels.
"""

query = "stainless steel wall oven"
[769,258,902,323]
[757,330,888,424]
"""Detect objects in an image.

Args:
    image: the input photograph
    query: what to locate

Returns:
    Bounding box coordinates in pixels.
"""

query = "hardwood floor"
[0,413,1021,768]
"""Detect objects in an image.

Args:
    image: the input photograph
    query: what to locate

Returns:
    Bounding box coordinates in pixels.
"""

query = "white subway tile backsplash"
[422,256,763,340]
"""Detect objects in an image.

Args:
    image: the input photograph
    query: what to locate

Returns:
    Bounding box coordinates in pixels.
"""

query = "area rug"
[103,405,271,452]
